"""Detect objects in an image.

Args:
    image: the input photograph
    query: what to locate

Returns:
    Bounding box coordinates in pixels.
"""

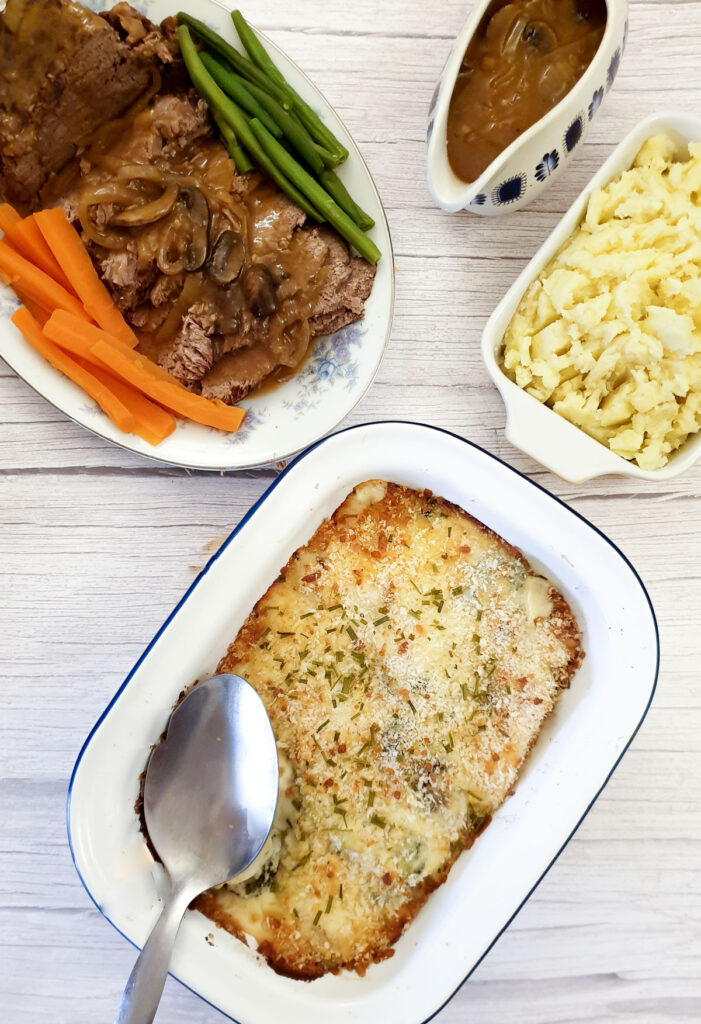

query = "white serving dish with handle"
[482,111,701,482]
[68,421,658,1024]
[0,0,394,471]
[426,0,628,214]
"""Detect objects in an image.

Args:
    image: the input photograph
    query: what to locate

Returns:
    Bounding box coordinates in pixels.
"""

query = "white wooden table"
[2,1,700,1021]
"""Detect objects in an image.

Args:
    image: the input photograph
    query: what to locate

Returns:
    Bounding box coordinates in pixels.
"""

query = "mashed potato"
[501,134,701,470]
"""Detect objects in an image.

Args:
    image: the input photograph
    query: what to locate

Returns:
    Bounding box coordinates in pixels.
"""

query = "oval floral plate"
[0,0,394,470]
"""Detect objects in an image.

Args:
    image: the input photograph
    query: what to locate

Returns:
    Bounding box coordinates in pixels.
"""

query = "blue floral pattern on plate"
[535,150,559,182]
[227,320,367,445]
[470,193,487,206]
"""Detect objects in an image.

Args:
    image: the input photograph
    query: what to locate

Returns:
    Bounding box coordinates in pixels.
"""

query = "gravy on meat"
[447,0,607,183]
[0,0,376,405]
[71,96,329,389]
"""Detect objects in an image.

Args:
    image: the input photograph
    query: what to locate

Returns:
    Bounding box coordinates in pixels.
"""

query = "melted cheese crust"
[195,482,583,978]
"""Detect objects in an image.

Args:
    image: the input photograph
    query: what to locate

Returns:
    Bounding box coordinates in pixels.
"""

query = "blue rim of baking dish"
[66,420,661,1024]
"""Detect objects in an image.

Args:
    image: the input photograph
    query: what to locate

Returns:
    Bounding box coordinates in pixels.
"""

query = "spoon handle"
[115,882,194,1024]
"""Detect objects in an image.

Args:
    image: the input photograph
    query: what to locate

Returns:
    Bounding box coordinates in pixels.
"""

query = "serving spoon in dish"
[115,673,279,1024]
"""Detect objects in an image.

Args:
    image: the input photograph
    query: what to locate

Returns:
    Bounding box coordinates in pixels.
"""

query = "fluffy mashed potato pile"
[501,134,701,470]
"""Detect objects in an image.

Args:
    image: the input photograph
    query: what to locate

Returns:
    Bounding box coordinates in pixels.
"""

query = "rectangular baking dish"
[67,421,659,1024]
[482,112,701,483]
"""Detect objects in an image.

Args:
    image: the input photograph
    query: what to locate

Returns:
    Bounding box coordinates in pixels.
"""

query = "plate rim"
[0,7,395,473]
[66,419,660,1022]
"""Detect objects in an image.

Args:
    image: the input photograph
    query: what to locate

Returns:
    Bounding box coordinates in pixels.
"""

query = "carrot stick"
[33,207,138,347]
[89,340,246,431]
[0,240,88,319]
[44,311,176,380]
[44,310,246,432]
[86,363,177,445]
[12,307,136,433]
[14,288,50,326]
[0,203,21,235]
[1,210,76,293]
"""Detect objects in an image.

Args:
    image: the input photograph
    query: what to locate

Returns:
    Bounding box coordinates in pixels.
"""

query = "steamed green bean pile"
[176,11,380,264]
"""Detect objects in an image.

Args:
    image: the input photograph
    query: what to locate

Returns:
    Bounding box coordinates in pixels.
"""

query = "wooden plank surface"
[2,1,700,1021]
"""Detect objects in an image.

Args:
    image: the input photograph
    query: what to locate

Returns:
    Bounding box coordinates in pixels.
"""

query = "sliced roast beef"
[0,0,377,405]
[308,228,377,336]
[200,346,279,405]
[160,309,216,384]
[0,0,174,212]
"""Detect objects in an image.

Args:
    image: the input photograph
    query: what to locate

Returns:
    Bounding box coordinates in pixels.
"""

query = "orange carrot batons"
[90,340,246,431]
[14,288,51,326]
[45,311,177,381]
[33,207,139,347]
[0,240,88,319]
[87,364,177,445]
[3,210,76,293]
[0,203,22,235]
[43,310,245,432]
[12,307,136,434]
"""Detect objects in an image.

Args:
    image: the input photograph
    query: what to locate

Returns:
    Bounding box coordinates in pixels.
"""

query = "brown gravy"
[447,0,607,183]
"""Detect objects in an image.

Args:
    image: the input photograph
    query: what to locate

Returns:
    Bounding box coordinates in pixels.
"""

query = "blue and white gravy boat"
[426,0,628,214]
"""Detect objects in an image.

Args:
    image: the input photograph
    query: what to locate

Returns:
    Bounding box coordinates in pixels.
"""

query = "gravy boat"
[426,0,628,214]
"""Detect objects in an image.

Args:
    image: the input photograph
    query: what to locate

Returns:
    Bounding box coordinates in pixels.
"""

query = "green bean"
[231,10,349,164]
[177,27,323,221]
[319,170,375,231]
[210,108,253,174]
[249,118,380,263]
[312,142,340,169]
[206,59,325,176]
[176,13,291,108]
[200,53,282,139]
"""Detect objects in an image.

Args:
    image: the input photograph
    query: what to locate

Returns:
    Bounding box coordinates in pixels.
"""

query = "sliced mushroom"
[156,186,210,276]
[110,183,179,227]
[522,20,557,53]
[180,186,210,272]
[242,265,278,318]
[208,229,245,286]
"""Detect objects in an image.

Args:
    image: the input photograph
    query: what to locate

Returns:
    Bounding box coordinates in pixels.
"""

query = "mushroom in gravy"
[447,0,607,183]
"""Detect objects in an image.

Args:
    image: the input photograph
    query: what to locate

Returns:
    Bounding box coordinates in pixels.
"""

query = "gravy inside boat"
[447,0,607,184]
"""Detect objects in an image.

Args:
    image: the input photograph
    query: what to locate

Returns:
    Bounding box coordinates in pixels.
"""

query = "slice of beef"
[200,346,279,404]
[150,273,185,308]
[248,188,307,261]
[159,305,216,385]
[103,2,175,63]
[150,94,210,151]
[0,0,172,212]
[97,247,157,313]
[308,227,377,337]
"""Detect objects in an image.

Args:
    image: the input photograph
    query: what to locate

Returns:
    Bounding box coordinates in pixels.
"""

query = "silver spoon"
[115,673,279,1024]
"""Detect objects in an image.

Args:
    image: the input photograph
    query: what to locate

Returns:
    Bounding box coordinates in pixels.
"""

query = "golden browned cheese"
[447,0,606,183]
[197,481,583,978]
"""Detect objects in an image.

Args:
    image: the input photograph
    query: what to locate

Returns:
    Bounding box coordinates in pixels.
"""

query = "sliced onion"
[110,183,178,227]
[155,272,203,343]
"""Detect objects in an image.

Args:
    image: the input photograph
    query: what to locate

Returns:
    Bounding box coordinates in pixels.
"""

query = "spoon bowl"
[116,673,278,1024]
[144,674,279,889]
